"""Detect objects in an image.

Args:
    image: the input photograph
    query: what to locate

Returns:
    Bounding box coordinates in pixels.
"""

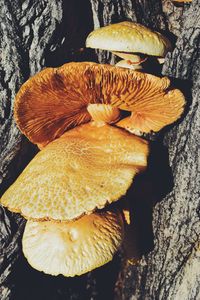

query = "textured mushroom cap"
[14,62,185,146]
[1,123,149,221]
[22,209,124,277]
[86,22,172,57]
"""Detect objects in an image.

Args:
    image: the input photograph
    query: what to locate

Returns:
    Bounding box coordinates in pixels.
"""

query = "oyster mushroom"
[86,22,172,69]
[1,123,149,221]
[14,62,185,145]
[22,208,124,276]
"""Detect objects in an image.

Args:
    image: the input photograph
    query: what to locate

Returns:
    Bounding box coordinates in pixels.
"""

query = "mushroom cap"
[86,22,172,57]
[22,209,124,277]
[1,123,149,221]
[172,0,192,2]
[116,88,185,134]
[14,62,185,146]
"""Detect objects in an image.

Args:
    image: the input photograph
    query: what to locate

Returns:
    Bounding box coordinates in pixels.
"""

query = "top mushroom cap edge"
[14,61,185,147]
[86,21,172,57]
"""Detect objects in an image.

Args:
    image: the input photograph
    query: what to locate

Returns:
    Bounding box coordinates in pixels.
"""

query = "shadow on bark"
[126,141,174,256]
[44,0,97,67]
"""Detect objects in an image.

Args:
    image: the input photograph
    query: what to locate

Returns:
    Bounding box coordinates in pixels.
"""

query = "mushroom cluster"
[1,22,185,277]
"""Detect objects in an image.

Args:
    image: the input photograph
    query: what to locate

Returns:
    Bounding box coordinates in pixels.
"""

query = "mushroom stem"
[87,104,121,124]
[157,57,165,65]
[113,52,147,64]
[115,60,143,71]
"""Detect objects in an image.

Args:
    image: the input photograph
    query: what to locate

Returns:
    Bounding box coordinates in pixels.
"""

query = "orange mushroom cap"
[1,123,149,221]
[14,62,185,147]
[22,209,124,277]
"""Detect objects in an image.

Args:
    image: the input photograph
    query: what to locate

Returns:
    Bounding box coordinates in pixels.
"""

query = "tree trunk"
[0,0,199,299]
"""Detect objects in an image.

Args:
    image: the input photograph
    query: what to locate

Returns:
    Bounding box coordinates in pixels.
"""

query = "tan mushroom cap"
[1,123,149,221]
[14,62,185,146]
[22,209,124,277]
[86,22,172,57]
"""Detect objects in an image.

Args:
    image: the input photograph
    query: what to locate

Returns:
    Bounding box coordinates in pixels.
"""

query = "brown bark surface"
[0,0,199,299]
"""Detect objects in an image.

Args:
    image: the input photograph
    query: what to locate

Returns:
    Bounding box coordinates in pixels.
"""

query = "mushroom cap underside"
[14,61,185,147]
[86,22,172,57]
[22,208,124,277]
[1,123,149,221]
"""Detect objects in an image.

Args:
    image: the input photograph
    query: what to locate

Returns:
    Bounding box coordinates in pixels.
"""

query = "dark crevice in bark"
[44,0,96,67]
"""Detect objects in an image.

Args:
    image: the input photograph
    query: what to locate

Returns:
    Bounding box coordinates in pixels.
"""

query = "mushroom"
[1,61,186,276]
[22,209,124,276]
[14,62,185,146]
[1,123,149,221]
[86,22,172,69]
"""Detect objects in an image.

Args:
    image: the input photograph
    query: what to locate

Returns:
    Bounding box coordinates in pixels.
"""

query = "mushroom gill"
[15,62,185,147]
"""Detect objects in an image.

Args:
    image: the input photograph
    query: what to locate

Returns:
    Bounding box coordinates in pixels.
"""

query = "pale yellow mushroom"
[22,209,124,277]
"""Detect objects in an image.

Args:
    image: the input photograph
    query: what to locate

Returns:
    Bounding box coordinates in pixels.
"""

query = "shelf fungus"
[1,61,185,276]
[86,22,172,70]
[22,209,124,277]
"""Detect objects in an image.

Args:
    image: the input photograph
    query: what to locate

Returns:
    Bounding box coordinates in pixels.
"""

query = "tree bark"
[0,0,199,299]
[114,1,200,299]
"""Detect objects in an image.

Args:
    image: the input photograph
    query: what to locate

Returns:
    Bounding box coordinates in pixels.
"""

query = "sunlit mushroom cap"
[22,209,124,277]
[1,123,149,221]
[172,0,192,2]
[14,62,185,146]
[86,22,172,57]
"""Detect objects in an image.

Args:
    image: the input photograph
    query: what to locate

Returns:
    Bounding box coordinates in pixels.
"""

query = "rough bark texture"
[114,1,200,299]
[0,0,199,299]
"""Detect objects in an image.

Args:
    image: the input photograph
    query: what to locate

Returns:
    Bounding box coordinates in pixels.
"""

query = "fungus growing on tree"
[1,61,185,276]
[1,123,149,221]
[22,209,124,276]
[14,62,185,144]
[86,22,172,69]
